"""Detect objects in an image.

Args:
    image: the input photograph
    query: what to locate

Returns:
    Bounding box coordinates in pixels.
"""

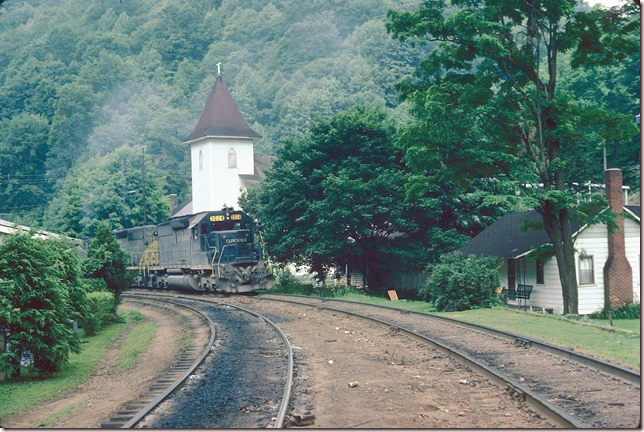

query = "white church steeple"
[183,70,260,214]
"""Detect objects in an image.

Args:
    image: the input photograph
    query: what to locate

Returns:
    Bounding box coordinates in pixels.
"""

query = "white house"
[171,70,271,218]
[461,169,640,315]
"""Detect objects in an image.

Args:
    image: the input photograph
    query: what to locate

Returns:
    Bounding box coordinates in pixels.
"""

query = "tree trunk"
[539,202,579,315]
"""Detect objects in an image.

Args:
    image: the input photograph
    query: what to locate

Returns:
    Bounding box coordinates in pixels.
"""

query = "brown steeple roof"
[185,75,260,142]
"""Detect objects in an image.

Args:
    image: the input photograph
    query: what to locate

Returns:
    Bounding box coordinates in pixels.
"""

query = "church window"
[199,150,204,170]
[228,147,237,168]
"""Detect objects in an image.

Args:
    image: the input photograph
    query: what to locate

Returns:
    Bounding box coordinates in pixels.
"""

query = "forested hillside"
[0,0,423,235]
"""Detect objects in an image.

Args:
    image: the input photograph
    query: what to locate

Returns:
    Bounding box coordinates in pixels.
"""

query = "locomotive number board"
[210,213,243,222]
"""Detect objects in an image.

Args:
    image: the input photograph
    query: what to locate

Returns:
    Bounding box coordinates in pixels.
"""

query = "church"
[171,70,272,218]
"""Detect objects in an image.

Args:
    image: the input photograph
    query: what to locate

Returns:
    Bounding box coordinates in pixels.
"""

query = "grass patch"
[115,320,156,370]
[589,319,641,333]
[0,321,126,420]
[267,287,640,369]
[32,403,79,428]
[440,308,640,369]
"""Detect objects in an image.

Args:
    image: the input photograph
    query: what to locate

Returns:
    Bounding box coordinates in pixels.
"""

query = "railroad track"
[258,293,641,428]
[99,296,216,428]
[114,292,293,429]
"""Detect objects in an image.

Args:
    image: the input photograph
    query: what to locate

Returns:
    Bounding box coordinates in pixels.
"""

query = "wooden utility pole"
[121,160,126,205]
[142,146,147,225]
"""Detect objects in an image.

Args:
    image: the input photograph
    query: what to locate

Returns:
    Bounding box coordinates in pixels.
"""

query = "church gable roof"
[185,75,260,142]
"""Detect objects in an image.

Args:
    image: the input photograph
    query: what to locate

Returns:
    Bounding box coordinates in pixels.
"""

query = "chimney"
[169,194,178,215]
[603,169,633,307]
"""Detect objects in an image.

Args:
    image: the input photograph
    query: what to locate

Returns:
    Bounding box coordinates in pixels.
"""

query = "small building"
[461,169,640,315]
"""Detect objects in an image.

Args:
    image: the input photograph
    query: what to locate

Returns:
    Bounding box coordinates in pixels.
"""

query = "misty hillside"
[0,0,423,234]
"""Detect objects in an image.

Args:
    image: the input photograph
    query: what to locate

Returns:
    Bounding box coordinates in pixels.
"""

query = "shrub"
[83,222,131,306]
[0,233,81,377]
[591,302,641,320]
[83,278,108,293]
[421,252,500,312]
[80,291,118,336]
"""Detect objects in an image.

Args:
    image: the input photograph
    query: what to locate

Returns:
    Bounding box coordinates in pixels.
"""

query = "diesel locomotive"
[114,208,273,293]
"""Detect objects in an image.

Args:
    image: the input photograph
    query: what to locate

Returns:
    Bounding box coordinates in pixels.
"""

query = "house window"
[579,255,594,285]
[536,259,544,284]
[228,147,237,168]
[199,150,204,170]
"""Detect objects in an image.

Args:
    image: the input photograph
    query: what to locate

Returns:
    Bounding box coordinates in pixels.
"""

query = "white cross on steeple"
[216,62,221,76]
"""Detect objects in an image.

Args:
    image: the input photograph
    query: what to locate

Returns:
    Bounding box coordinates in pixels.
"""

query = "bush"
[591,302,641,320]
[83,278,108,293]
[421,252,500,312]
[0,233,81,377]
[83,222,131,305]
[80,291,118,336]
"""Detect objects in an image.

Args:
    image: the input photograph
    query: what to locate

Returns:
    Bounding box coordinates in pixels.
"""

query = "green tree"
[0,113,51,220]
[387,0,639,314]
[244,106,434,291]
[46,82,97,181]
[0,233,81,377]
[45,147,170,237]
[83,222,131,306]
[44,238,89,324]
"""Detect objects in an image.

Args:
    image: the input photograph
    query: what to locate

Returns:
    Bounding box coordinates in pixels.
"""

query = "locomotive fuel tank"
[165,274,200,290]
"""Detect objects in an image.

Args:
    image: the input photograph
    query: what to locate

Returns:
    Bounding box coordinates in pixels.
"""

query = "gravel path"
[211,295,553,428]
[260,295,641,428]
[136,298,288,428]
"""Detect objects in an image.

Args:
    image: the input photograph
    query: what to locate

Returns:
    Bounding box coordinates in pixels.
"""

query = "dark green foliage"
[42,238,89,324]
[83,278,108,293]
[0,0,422,226]
[80,291,118,336]
[244,105,506,291]
[387,0,639,314]
[0,232,82,377]
[45,147,169,237]
[244,106,421,291]
[591,303,641,320]
[83,222,131,305]
[0,113,51,221]
[421,253,500,312]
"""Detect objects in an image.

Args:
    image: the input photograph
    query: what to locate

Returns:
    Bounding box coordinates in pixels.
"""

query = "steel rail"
[117,294,217,429]
[258,294,585,428]
[261,293,640,386]
[124,291,294,429]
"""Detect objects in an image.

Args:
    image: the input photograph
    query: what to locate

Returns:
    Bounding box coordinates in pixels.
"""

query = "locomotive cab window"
[228,147,237,168]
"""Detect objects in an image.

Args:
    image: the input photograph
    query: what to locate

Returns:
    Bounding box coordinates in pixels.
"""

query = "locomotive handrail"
[217,244,232,273]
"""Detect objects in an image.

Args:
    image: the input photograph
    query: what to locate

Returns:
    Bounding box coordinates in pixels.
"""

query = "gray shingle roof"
[625,205,640,219]
[460,211,553,258]
[185,75,260,142]
[461,206,640,258]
